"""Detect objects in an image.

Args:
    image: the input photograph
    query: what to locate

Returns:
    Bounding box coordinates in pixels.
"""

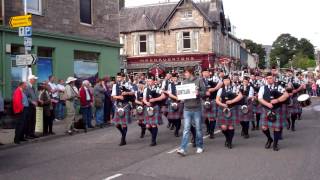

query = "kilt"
[202,100,218,121]
[167,102,183,120]
[239,102,254,122]
[287,96,301,114]
[217,105,240,127]
[133,107,145,122]
[261,104,287,129]
[112,104,132,125]
[144,105,162,125]
[252,102,263,114]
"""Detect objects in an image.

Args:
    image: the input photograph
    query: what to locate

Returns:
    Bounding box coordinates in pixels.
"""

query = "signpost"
[15,54,37,66]
[19,26,32,37]
[9,14,32,28]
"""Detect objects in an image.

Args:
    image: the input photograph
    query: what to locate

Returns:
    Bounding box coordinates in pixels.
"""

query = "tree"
[270,34,298,68]
[296,38,315,60]
[292,52,316,70]
[242,39,266,69]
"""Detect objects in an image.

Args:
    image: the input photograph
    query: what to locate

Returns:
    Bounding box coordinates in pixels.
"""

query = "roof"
[120,0,223,33]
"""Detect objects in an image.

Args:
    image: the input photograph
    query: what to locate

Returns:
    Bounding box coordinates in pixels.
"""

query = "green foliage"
[270,34,315,68]
[292,52,316,70]
[242,39,266,69]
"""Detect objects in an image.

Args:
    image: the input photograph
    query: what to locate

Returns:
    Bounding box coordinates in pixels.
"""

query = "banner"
[35,107,43,133]
[176,83,197,100]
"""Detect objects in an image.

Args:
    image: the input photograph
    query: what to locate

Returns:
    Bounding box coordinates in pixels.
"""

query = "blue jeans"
[95,105,104,126]
[55,101,65,120]
[180,110,203,151]
[81,106,92,128]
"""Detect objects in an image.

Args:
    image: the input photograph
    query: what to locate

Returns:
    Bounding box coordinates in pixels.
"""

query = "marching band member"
[161,72,172,129]
[134,82,146,138]
[258,72,289,151]
[177,67,206,156]
[143,76,166,146]
[203,69,223,139]
[250,73,263,130]
[216,75,243,149]
[163,73,183,137]
[111,72,135,146]
[239,76,255,139]
[295,72,306,120]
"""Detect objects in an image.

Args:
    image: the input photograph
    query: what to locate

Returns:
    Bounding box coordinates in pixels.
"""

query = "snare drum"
[297,94,311,107]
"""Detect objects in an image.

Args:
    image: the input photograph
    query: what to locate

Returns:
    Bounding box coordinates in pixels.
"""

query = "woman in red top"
[12,82,28,144]
[79,80,93,132]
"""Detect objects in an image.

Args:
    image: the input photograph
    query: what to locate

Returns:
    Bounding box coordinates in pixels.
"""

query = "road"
[1,100,320,180]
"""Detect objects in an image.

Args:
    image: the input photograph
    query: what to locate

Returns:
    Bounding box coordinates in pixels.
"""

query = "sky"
[125,0,320,49]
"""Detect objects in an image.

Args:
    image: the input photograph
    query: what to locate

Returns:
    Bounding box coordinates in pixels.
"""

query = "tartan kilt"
[287,96,301,114]
[239,102,254,122]
[202,100,218,121]
[217,105,240,127]
[144,105,162,125]
[261,104,287,129]
[133,107,145,121]
[167,102,183,120]
[112,104,132,125]
[252,102,263,114]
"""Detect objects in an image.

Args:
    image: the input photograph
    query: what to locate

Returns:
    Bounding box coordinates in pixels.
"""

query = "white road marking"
[103,173,123,180]
[167,130,222,154]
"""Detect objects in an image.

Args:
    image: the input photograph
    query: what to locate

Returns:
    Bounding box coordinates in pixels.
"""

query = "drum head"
[297,94,310,102]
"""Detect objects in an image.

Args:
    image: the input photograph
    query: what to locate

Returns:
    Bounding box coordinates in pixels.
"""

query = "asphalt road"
[1,100,320,180]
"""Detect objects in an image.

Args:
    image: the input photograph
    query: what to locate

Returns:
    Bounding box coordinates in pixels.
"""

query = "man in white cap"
[24,74,39,139]
[64,77,79,135]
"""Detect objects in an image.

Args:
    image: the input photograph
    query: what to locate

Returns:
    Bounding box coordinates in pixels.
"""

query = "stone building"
[120,0,241,75]
[0,0,121,99]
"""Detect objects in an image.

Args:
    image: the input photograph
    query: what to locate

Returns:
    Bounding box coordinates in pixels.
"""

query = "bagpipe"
[119,84,136,102]
[222,89,237,119]
[203,78,218,110]
[266,88,283,123]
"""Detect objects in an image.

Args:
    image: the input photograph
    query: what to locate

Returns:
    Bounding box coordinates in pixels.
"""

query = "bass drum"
[297,94,311,107]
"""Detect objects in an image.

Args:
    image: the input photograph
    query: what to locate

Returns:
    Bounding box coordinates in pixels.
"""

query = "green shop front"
[0,27,121,100]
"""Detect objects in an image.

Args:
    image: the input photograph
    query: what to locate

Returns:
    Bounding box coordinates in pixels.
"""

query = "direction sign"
[9,15,32,28]
[15,54,37,66]
[19,27,32,37]
[24,37,32,47]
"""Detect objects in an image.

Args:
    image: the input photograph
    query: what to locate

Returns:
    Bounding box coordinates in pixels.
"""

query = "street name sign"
[9,15,32,28]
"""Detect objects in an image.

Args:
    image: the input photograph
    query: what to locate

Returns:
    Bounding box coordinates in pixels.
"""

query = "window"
[183,10,192,18]
[26,0,42,15]
[139,35,147,53]
[183,32,191,50]
[74,51,99,79]
[80,0,92,24]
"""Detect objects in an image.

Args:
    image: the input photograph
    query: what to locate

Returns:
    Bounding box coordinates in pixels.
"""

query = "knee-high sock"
[256,114,260,127]
[116,125,123,135]
[274,131,281,146]
[228,129,235,144]
[291,114,297,129]
[244,122,249,135]
[152,127,158,143]
[175,120,181,132]
[263,129,273,141]
[222,130,228,141]
[122,127,127,139]
[205,119,209,132]
[240,121,245,132]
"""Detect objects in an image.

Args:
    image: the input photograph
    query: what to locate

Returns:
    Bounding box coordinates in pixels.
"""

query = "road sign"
[19,26,32,37]
[24,37,32,47]
[9,15,32,28]
[15,54,37,66]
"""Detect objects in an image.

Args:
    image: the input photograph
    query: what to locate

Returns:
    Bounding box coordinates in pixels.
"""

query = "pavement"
[0,99,320,180]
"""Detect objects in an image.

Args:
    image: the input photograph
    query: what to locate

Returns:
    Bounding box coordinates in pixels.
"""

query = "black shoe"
[119,140,127,146]
[67,130,73,135]
[228,143,233,149]
[273,144,280,151]
[20,138,28,142]
[170,125,175,130]
[265,139,273,149]
[209,133,214,139]
[14,141,20,144]
[150,142,157,146]
[244,134,250,139]
[174,132,179,137]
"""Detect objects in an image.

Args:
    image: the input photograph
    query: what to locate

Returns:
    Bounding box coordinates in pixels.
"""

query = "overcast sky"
[125,0,320,49]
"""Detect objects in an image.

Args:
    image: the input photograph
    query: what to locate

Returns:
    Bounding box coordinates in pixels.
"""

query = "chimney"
[119,0,125,10]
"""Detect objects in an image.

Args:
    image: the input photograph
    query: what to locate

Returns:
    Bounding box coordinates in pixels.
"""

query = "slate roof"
[120,0,224,33]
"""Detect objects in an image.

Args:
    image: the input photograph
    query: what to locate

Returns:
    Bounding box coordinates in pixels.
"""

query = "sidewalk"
[0,117,112,148]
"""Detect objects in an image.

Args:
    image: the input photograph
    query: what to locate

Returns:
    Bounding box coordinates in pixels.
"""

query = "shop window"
[10,45,25,93]
[80,0,92,24]
[37,47,53,83]
[26,0,42,15]
[74,51,99,79]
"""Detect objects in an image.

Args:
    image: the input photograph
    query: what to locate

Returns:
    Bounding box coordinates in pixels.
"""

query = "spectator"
[12,82,28,144]
[48,76,59,122]
[63,77,79,135]
[56,79,66,120]
[79,80,93,132]
[94,79,106,128]
[24,75,39,139]
[104,77,113,125]
[38,82,53,136]
[316,75,320,96]
[311,80,317,97]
